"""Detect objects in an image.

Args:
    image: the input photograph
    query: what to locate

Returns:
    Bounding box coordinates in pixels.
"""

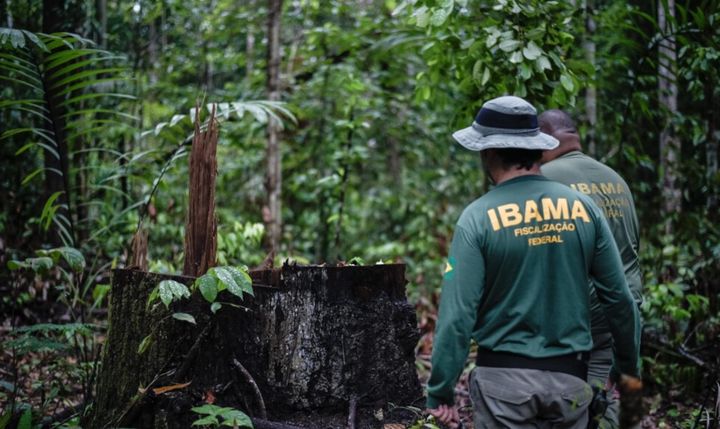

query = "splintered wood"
[183,105,218,277]
[129,227,148,271]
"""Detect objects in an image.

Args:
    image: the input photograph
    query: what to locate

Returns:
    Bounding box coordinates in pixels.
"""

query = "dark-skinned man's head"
[538,109,582,163]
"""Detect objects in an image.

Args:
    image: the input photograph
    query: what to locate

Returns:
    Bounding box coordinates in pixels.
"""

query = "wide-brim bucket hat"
[452,96,559,151]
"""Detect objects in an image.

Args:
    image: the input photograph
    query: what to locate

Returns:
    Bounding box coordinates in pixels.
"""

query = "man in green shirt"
[426,96,641,428]
[539,109,643,429]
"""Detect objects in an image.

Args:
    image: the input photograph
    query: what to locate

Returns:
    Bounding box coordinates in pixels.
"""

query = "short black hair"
[495,148,542,170]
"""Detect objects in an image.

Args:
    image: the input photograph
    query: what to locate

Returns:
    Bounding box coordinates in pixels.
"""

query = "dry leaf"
[152,381,191,395]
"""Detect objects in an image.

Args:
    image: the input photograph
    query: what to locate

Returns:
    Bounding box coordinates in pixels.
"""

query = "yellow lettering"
[524,200,543,223]
[498,203,523,227]
[600,182,615,194]
[528,235,564,246]
[571,200,591,223]
[577,183,591,194]
[590,183,600,194]
[487,208,501,231]
[542,197,569,220]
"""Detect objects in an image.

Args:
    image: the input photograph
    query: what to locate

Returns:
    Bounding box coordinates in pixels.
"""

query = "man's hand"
[426,404,460,428]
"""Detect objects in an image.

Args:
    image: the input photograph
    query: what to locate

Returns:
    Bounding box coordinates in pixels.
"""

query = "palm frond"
[0,28,136,245]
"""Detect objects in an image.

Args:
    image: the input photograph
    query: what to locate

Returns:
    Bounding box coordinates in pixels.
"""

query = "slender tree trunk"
[2,0,12,27]
[246,31,255,83]
[706,80,718,213]
[42,0,84,245]
[657,0,681,235]
[264,0,283,254]
[583,0,597,158]
[95,0,107,47]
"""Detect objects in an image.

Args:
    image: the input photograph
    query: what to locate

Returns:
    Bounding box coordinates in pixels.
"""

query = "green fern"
[0,28,136,246]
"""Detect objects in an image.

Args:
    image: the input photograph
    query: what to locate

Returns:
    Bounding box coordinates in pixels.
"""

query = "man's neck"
[493,165,542,185]
[542,143,582,163]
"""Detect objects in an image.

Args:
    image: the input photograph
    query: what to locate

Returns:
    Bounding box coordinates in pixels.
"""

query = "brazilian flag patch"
[444,256,455,280]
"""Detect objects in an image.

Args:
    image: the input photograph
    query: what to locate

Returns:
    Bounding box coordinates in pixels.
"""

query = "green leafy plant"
[146,265,253,312]
[0,28,136,246]
[190,404,253,428]
[139,266,254,355]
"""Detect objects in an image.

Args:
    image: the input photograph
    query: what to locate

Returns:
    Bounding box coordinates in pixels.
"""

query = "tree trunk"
[88,264,422,428]
[246,30,255,83]
[42,0,85,245]
[658,0,681,235]
[583,0,597,158]
[706,79,718,213]
[95,0,107,47]
[265,0,283,254]
[2,0,12,28]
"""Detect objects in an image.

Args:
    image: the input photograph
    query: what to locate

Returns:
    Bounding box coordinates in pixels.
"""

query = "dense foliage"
[1,0,718,427]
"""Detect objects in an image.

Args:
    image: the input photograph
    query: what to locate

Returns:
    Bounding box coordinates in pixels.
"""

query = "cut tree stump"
[87,263,422,428]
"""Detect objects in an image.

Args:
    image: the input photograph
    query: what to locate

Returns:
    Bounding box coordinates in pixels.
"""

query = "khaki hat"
[452,96,559,151]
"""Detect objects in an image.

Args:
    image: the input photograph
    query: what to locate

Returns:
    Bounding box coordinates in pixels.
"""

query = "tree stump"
[87,263,422,428]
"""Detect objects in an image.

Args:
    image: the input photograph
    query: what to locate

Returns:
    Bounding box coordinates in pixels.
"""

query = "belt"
[475,349,589,380]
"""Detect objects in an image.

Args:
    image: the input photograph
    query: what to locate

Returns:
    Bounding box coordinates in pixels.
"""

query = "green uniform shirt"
[426,175,640,408]
[542,151,642,334]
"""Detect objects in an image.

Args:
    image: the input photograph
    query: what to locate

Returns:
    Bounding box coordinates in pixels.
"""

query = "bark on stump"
[87,263,422,428]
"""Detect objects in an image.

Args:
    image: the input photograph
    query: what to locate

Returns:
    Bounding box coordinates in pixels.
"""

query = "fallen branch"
[232,357,268,419]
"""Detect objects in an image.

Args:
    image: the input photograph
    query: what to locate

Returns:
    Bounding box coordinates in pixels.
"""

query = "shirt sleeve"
[589,209,641,378]
[426,224,485,408]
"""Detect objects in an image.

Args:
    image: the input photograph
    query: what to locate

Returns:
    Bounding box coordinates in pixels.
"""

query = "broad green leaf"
[138,334,153,354]
[560,73,574,91]
[413,6,430,27]
[192,416,219,426]
[196,274,218,303]
[7,260,29,270]
[536,55,552,72]
[430,7,451,27]
[29,256,54,272]
[172,312,196,325]
[519,63,532,80]
[226,266,254,296]
[51,246,85,271]
[192,404,221,415]
[522,41,542,60]
[210,302,222,314]
[158,281,175,307]
[161,279,191,302]
[509,51,523,64]
[214,267,241,297]
[219,409,253,428]
[481,67,491,85]
[498,39,521,52]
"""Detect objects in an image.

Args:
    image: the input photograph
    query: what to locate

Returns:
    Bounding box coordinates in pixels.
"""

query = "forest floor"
[1,299,715,428]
